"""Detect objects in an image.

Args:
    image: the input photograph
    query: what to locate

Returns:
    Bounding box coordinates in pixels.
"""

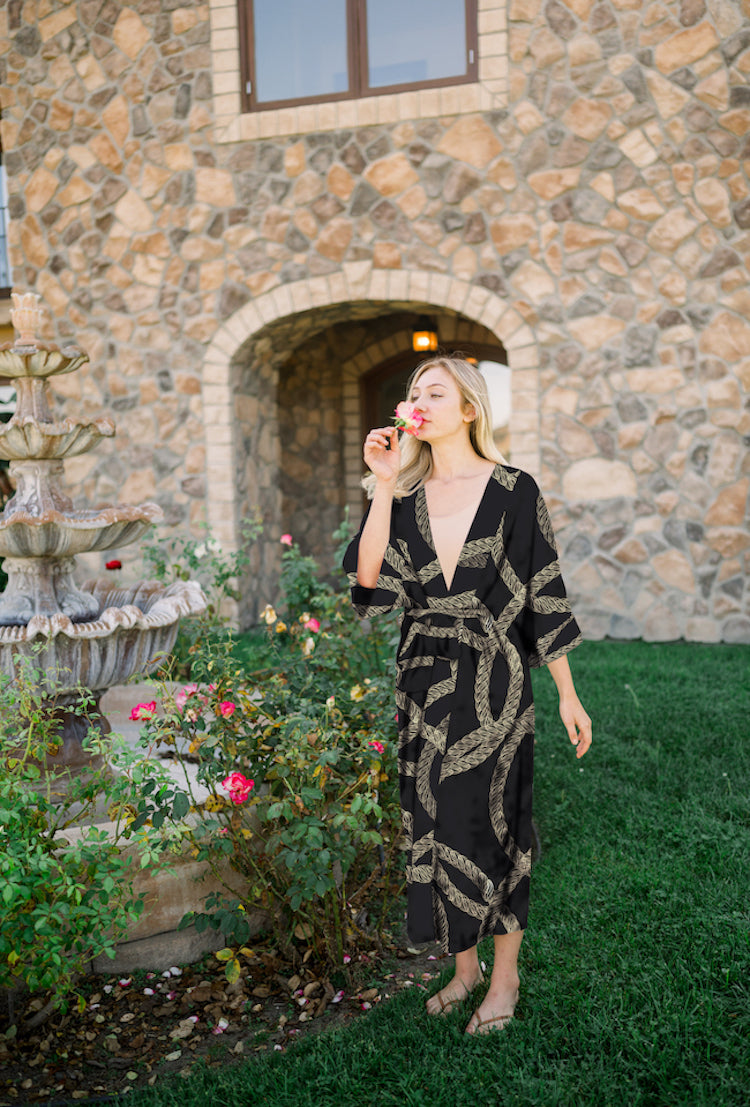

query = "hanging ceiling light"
[412,317,438,353]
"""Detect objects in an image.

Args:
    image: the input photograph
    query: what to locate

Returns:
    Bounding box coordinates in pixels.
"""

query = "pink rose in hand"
[129,701,157,721]
[393,402,424,436]
[221,771,254,804]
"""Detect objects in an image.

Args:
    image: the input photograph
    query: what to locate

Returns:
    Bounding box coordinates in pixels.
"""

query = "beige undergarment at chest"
[427,500,480,590]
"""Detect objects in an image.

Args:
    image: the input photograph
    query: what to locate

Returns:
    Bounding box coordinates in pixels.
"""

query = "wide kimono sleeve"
[512,473,582,669]
[342,500,408,619]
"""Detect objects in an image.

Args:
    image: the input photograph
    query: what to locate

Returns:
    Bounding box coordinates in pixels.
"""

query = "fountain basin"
[0,415,115,460]
[0,503,162,557]
[0,578,206,696]
[0,343,88,379]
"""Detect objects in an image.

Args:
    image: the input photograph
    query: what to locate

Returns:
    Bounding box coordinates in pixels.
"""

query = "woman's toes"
[465,1008,514,1035]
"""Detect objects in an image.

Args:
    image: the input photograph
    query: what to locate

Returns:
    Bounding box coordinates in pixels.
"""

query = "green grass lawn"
[131,640,750,1107]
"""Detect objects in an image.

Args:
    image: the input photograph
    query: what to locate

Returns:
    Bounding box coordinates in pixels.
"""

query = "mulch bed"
[0,937,446,1105]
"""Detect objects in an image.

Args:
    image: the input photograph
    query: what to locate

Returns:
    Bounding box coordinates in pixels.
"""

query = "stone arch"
[202,267,541,567]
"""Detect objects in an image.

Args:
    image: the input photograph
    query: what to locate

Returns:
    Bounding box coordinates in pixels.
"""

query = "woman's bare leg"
[425,944,484,1015]
[465,930,523,1033]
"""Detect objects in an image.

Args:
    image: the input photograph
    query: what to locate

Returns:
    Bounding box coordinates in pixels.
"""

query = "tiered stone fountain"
[0,293,206,781]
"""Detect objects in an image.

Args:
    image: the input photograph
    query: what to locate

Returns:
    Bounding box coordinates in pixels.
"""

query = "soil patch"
[0,932,449,1105]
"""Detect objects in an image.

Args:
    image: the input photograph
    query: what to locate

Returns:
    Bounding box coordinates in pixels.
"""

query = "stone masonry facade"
[0,0,749,640]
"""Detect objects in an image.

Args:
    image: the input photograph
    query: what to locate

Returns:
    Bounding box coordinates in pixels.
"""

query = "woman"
[343,356,591,1035]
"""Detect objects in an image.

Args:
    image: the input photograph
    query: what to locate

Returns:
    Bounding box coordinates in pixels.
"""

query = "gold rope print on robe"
[345,465,582,955]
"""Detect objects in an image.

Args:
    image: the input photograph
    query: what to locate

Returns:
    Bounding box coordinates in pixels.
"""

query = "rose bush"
[130,517,402,977]
[138,514,263,677]
[0,655,177,1021]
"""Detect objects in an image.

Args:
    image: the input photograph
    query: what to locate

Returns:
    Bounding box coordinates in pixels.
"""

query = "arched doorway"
[204,270,543,627]
[229,311,520,625]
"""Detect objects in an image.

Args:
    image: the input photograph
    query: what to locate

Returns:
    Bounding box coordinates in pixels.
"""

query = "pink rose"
[280,534,293,546]
[218,701,236,718]
[394,401,424,436]
[368,740,385,754]
[221,771,254,804]
[129,701,157,721]
[302,616,320,632]
[175,682,199,711]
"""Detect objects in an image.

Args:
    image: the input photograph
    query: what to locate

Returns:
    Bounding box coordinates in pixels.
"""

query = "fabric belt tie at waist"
[406,604,495,636]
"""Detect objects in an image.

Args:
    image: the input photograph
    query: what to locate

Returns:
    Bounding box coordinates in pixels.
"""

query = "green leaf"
[172,792,190,819]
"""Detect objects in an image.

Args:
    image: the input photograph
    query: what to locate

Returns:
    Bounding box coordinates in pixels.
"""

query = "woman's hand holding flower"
[363,426,400,485]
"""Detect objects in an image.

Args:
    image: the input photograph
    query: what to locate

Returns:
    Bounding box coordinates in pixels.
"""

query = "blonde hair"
[362,355,507,499]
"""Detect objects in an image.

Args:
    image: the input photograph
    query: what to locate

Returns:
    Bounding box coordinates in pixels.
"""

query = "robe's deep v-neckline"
[420,465,497,591]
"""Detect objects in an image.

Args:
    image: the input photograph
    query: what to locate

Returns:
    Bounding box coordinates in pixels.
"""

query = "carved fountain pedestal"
[0,293,206,787]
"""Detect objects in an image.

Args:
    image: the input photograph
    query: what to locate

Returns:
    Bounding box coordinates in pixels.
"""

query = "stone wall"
[0,0,748,640]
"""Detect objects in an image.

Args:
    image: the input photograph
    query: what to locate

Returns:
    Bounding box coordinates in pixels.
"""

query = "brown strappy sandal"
[465,1009,514,1035]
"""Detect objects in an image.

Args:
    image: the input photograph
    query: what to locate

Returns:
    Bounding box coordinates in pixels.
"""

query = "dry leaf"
[169,1020,196,1041]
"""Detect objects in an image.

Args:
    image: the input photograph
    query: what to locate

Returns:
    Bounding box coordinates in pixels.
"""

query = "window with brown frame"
[239,0,478,112]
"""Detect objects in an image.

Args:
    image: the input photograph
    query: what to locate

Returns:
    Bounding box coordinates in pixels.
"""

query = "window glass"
[253,0,349,103]
[0,161,10,291]
[366,0,467,88]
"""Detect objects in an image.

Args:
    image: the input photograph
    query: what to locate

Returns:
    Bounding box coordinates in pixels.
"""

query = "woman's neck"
[428,439,490,484]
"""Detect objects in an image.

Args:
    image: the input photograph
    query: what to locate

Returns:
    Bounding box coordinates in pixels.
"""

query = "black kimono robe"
[344,464,581,955]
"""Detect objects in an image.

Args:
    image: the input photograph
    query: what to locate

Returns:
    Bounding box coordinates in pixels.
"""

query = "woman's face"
[409,366,474,444]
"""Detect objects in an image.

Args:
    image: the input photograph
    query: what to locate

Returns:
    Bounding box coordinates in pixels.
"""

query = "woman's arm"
[357,427,400,588]
[357,477,397,587]
[546,654,592,759]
